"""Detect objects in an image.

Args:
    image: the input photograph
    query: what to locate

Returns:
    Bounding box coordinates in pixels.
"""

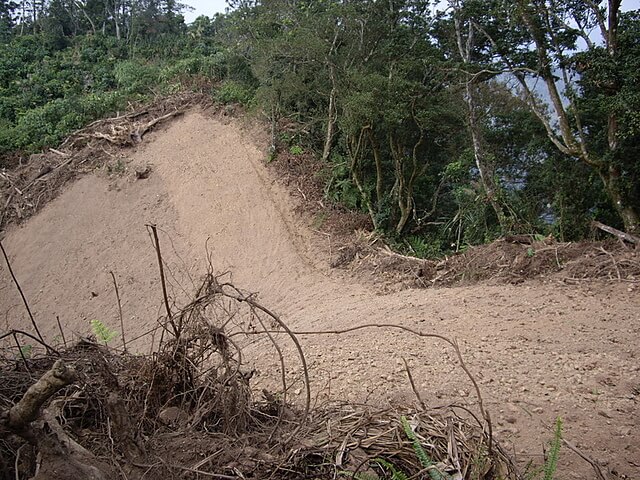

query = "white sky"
[181,0,639,23]
[182,0,229,23]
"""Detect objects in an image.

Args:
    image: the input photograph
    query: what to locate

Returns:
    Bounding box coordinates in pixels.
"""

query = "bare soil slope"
[1,111,638,479]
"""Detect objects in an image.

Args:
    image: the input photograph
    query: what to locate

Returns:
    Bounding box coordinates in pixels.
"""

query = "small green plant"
[544,417,563,480]
[524,417,563,480]
[90,319,118,344]
[215,80,254,105]
[533,233,548,242]
[312,211,328,229]
[338,458,406,480]
[289,144,304,155]
[403,236,442,259]
[374,458,408,480]
[107,158,125,175]
[527,247,535,257]
[341,417,450,480]
[401,416,445,480]
[19,344,33,359]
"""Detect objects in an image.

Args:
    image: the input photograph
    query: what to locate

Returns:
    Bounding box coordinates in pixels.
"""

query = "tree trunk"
[452,9,508,231]
[348,129,378,230]
[600,166,640,234]
[113,1,121,40]
[366,128,384,209]
[464,81,507,229]
[321,64,337,163]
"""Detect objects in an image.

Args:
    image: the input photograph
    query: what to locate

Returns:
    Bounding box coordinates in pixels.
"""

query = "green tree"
[0,0,18,41]
[466,0,640,233]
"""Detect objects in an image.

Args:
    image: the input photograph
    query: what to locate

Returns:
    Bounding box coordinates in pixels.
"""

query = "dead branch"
[6,360,76,432]
[56,316,67,348]
[592,221,640,245]
[137,110,183,139]
[0,241,47,348]
[219,283,312,426]
[402,357,426,411]
[0,329,57,353]
[110,271,127,352]
[231,322,493,453]
[379,246,429,264]
[561,439,607,480]
[147,224,179,338]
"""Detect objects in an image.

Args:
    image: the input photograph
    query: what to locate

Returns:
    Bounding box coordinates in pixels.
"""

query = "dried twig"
[598,246,621,280]
[561,439,607,480]
[110,271,127,352]
[0,241,46,348]
[12,332,30,373]
[403,357,426,411]
[219,283,312,426]
[0,329,57,353]
[232,322,493,453]
[147,224,178,338]
[56,316,67,348]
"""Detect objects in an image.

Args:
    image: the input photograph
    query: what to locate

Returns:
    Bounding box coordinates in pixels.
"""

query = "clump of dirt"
[268,136,372,237]
[262,121,639,291]
[0,92,205,231]
[1,268,515,480]
[333,236,639,291]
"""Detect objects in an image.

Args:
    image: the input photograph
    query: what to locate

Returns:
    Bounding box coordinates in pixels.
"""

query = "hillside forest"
[0,0,638,255]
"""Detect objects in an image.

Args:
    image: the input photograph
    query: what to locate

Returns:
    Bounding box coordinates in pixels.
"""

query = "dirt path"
[1,111,638,479]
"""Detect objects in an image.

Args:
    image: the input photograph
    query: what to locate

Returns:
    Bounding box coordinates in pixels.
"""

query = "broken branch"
[6,359,76,432]
[592,220,640,245]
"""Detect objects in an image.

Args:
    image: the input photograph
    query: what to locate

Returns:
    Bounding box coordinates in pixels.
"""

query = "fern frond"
[90,319,118,344]
[400,416,446,480]
[544,417,563,480]
[338,471,380,480]
[374,458,409,480]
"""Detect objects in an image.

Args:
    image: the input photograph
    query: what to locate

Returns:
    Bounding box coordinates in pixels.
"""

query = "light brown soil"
[1,111,638,479]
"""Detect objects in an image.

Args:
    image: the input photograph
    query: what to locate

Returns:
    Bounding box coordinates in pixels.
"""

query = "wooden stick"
[147,224,178,338]
[0,240,46,348]
[592,220,640,245]
[7,360,76,431]
[56,315,67,348]
[110,271,127,353]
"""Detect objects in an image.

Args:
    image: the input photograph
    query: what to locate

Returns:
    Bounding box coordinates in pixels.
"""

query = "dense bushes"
[0,31,231,155]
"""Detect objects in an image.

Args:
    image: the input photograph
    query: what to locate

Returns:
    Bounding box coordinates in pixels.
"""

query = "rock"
[158,406,188,426]
[618,426,632,436]
[135,165,152,179]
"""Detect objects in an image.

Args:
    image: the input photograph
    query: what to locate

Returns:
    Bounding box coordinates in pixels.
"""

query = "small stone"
[618,426,632,436]
[158,407,188,426]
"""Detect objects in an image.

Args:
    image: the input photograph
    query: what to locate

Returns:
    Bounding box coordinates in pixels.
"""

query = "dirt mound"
[0,93,203,230]
[0,110,638,479]
[334,236,639,291]
[1,269,512,480]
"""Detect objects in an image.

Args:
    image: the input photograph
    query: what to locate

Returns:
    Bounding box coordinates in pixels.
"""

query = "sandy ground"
[1,111,638,479]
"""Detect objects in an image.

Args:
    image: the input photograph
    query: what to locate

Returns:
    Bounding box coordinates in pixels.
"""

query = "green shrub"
[114,60,161,95]
[215,80,254,105]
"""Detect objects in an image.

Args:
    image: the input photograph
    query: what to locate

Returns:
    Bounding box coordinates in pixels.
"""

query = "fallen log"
[592,221,640,245]
[6,359,76,432]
